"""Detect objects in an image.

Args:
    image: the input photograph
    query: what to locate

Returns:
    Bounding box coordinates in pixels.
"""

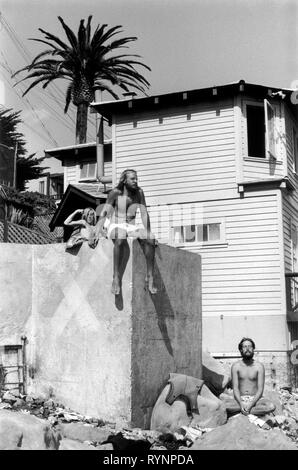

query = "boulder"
[265,390,283,415]
[58,422,112,444]
[0,409,61,450]
[150,384,193,432]
[191,384,227,428]
[150,382,227,432]
[202,351,231,396]
[191,414,297,450]
[59,438,97,450]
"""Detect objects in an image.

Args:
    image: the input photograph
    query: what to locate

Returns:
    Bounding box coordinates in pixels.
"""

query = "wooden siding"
[147,193,282,317]
[283,104,298,273]
[243,159,284,181]
[284,106,298,204]
[282,194,294,273]
[64,160,78,187]
[104,161,112,180]
[114,100,236,202]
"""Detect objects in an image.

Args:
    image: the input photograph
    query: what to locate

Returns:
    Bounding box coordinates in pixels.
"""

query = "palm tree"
[13,16,151,144]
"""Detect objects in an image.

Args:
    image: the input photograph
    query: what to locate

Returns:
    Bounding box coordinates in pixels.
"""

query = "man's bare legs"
[111,228,157,295]
[111,228,128,295]
[138,229,158,294]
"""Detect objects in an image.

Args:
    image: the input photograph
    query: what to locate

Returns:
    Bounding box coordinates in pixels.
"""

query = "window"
[80,162,97,180]
[245,100,276,159]
[39,181,45,194]
[246,105,265,158]
[172,221,224,245]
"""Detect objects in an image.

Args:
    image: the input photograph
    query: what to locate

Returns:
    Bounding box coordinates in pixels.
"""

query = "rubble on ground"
[190,413,297,450]
[0,386,298,450]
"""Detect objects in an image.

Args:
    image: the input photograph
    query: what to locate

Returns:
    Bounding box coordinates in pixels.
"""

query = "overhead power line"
[0,51,58,146]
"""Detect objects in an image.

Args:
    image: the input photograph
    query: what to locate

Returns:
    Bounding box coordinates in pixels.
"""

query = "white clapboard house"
[49,80,298,385]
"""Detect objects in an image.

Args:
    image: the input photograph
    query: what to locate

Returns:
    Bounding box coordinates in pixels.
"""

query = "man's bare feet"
[111,277,121,295]
[145,275,158,294]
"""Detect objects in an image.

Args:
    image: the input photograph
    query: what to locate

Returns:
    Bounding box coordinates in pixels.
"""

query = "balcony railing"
[285,273,298,321]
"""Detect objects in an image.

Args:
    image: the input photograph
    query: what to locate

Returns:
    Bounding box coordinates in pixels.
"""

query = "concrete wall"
[0,244,32,345]
[131,242,202,428]
[0,240,202,428]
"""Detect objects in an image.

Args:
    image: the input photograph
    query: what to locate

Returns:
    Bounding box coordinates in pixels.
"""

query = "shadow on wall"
[269,155,277,175]
[139,243,174,357]
[63,239,176,356]
[64,239,131,311]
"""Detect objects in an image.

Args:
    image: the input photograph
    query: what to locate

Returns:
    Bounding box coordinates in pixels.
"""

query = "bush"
[4,188,56,216]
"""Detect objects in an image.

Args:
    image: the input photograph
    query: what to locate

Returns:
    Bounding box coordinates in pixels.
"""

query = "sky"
[0,0,298,174]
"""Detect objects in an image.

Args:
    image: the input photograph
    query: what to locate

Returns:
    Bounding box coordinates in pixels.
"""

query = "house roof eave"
[49,184,107,230]
[90,81,294,120]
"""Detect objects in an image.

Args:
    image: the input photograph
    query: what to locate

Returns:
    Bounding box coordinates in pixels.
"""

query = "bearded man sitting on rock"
[223,338,276,417]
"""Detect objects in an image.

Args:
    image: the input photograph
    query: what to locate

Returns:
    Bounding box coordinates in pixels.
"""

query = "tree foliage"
[0,107,47,190]
[13,16,151,143]
[4,186,56,216]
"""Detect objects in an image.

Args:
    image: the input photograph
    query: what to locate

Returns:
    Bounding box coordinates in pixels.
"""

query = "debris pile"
[0,390,105,425]
[190,413,297,450]
[1,386,298,450]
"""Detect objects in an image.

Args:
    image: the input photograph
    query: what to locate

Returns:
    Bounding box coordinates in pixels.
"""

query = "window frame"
[264,99,276,159]
[292,127,298,174]
[170,218,226,248]
[242,99,277,161]
[79,161,97,181]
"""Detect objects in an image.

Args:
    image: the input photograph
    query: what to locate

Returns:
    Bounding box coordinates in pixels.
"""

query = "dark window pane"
[247,105,265,158]
[184,225,196,242]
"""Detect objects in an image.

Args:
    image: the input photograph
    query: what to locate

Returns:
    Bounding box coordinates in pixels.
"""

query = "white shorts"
[105,220,144,239]
[241,395,254,404]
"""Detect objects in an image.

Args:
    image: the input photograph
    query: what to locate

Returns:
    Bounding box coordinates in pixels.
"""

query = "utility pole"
[13,141,17,189]
[95,90,104,182]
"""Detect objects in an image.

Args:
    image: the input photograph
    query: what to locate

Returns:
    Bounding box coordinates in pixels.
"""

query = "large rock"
[59,438,97,450]
[150,383,192,432]
[0,410,61,450]
[202,351,231,396]
[191,414,297,450]
[58,422,112,444]
[150,382,227,432]
[265,390,283,415]
[191,384,227,428]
